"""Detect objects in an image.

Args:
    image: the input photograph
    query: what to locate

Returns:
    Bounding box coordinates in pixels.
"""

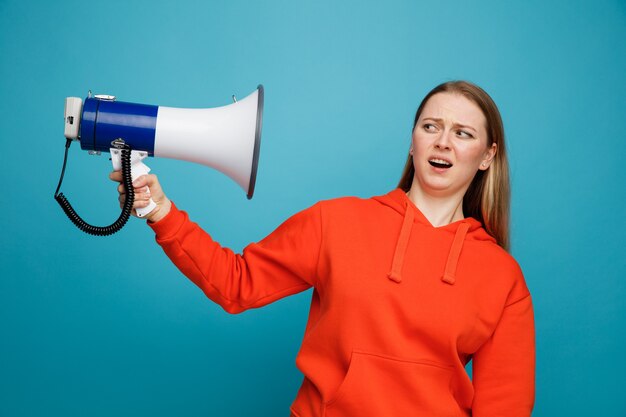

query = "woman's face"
[410,92,496,199]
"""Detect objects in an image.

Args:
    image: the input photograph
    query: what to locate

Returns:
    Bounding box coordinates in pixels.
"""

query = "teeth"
[429,158,452,166]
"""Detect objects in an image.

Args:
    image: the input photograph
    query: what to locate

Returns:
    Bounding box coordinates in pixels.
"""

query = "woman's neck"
[406,187,465,227]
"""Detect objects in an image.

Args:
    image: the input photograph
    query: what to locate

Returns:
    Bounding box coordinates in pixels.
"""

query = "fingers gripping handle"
[110,149,157,218]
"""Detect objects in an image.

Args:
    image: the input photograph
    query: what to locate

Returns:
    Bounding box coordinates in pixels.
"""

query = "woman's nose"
[434,130,452,149]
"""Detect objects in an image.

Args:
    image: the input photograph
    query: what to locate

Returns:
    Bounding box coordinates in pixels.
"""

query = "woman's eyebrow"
[422,117,443,123]
[455,123,477,133]
[422,117,477,132]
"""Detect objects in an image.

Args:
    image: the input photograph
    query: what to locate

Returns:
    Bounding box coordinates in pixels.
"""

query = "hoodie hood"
[373,189,496,285]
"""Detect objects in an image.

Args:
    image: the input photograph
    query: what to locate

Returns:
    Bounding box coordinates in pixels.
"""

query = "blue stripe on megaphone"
[80,97,158,155]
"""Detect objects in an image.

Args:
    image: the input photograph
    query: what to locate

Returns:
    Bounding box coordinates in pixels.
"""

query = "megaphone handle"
[110,148,157,218]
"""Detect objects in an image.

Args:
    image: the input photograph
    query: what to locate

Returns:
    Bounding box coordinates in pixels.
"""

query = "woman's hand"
[109,171,172,223]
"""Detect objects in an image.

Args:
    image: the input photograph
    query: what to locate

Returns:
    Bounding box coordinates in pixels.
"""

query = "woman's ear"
[479,143,497,170]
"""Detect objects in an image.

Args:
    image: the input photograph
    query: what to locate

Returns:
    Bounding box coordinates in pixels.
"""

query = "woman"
[111,80,535,416]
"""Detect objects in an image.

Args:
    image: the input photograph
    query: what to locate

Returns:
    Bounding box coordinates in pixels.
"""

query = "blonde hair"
[398,81,511,251]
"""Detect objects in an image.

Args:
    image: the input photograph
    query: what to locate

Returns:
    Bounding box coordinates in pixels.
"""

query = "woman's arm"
[110,172,322,314]
[471,291,536,416]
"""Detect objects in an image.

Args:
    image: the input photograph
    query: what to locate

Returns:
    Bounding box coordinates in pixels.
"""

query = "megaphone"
[55,85,264,236]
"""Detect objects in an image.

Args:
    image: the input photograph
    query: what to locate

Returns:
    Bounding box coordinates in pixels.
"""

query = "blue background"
[1,0,625,415]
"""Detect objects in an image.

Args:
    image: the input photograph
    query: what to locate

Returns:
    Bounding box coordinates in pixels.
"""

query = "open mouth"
[428,158,453,169]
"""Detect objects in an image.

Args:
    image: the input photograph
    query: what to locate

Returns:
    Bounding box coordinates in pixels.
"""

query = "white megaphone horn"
[57,85,264,236]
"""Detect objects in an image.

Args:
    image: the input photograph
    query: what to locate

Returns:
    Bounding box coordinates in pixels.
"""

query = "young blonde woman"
[112,80,535,416]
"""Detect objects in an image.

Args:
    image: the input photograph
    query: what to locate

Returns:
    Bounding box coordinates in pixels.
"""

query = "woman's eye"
[423,123,436,131]
[457,130,474,138]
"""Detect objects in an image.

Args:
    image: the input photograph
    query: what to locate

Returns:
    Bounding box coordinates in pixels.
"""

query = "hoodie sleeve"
[148,202,322,314]
[471,281,536,416]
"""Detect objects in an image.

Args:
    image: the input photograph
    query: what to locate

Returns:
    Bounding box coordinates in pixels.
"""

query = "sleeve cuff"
[147,201,187,241]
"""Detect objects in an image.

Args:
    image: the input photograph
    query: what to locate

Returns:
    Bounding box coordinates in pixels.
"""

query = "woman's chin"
[412,176,467,199]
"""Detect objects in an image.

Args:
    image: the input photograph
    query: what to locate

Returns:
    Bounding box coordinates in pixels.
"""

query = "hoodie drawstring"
[441,222,470,285]
[387,200,470,285]
[387,203,414,283]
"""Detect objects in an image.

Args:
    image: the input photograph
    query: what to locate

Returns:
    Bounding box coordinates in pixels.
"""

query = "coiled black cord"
[54,138,135,236]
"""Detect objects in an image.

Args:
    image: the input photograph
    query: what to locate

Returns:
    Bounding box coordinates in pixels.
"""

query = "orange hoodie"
[149,189,535,417]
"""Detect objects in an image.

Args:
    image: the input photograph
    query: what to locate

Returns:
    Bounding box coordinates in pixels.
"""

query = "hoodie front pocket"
[324,350,461,417]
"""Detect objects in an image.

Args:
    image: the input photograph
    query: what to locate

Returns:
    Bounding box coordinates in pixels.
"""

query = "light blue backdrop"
[1,0,624,415]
